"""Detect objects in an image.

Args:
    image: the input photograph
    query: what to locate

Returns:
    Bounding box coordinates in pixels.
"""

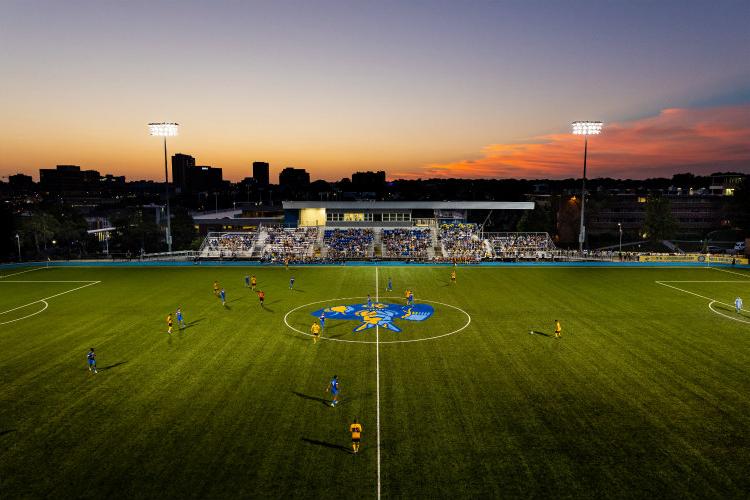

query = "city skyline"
[1,0,749,182]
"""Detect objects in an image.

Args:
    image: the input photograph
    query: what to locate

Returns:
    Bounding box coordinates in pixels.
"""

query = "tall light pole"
[148,122,179,253]
[15,233,21,261]
[618,222,622,254]
[572,120,603,253]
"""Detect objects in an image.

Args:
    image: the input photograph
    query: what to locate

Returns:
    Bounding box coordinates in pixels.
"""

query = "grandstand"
[485,232,556,259]
[261,226,319,261]
[323,228,374,259]
[381,228,433,259]
[192,200,561,262]
[196,225,561,262]
[438,223,489,261]
[197,232,259,259]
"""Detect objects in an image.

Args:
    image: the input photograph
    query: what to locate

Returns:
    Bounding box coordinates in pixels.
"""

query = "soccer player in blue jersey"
[367,294,373,309]
[87,348,97,374]
[387,277,393,292]
[326,375,340,407]
[289,276,295,290]
[736,297,744,314]
[244,275,250,288]
[176,307,185,328]
[220,288,226,306]
[407,290,414,305]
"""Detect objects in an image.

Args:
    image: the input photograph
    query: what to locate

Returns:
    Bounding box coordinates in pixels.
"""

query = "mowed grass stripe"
[1,266,750,498]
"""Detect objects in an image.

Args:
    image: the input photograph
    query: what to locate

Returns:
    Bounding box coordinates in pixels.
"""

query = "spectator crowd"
[262,227,318,261]
[382,229,431,259]
[439,223,487,261]
[201,233,256,258]
[324,229,373,259]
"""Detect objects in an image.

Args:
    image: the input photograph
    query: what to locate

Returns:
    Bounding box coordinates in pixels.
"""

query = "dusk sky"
[1,0,749,182]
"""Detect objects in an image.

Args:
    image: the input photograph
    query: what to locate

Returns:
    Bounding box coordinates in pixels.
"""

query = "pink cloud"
[399,104,750,179]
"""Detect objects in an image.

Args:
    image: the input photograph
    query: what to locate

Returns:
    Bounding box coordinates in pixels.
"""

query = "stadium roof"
[282,201,534,210]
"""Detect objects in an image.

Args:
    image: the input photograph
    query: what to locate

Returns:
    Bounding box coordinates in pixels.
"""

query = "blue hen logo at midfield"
[311,302,434,333]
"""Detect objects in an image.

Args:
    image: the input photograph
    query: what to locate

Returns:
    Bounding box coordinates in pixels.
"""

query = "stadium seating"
[261,226,319,261]
[486,232,555,259]
[438,223,487,260]
[324,228,374,259]
[196,227,565,262]
[198,232,258,258]
[382,228,432,259]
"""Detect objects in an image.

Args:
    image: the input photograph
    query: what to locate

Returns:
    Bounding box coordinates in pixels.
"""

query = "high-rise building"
[9,173,34,190]
[352,171,386,190]
[253,161,270,186]
[40,165,95,192]
[279,167,310,188]
[194,166,224,191]
[172,153,196,194]
[171,154,224,193]
[38,165,123,195]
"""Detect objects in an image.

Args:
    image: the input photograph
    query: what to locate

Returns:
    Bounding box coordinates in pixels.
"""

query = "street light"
[148,122,179,253]
[618,222,623,254]
[572,120,603,253]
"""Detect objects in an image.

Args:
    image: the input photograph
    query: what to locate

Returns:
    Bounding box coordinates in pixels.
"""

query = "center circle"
[283,296,471,344]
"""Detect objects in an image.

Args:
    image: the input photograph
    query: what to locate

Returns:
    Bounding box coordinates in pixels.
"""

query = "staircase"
[431,229,443,258]
[483,239,494,258]
[318,228,328,258]
[254,229,269,257]
[372,227,382,258]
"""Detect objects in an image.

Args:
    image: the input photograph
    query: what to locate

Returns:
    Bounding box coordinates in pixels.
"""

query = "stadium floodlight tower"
[571,120,603,253]
[148,122,179,253]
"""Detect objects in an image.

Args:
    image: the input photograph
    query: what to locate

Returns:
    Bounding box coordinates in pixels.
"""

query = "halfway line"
[375,266,381,500]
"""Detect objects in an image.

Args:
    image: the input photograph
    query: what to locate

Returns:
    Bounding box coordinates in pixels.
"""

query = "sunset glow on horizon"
[1,1,748,182]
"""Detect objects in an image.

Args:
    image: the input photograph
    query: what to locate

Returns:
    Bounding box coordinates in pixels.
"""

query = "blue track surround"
[2,260,749,269]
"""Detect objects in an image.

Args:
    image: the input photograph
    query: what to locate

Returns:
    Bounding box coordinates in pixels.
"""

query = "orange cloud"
[400,104,750,179]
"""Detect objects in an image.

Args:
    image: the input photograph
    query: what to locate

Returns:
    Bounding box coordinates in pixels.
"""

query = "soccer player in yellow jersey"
[213,281,219,296]
[310,322,321,343]
[350,419,362,454]
[404,289,411,304]
[554,320,562,339]
[450,269,456,283]
[250,275,257,291]
[167,313,173,335]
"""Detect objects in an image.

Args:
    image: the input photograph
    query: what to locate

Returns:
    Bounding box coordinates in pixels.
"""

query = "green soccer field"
[1,264,750,499]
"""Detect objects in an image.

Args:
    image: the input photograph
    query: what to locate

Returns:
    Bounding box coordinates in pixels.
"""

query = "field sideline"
[1,265,749,498]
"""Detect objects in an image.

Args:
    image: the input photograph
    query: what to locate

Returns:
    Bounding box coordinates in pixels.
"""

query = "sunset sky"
[1,0,749,182]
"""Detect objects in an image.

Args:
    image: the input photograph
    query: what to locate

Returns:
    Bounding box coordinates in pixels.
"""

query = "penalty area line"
[711,267,750,279]
[655,281,734,309]
[0,281,101,317]
[0,267,45,278]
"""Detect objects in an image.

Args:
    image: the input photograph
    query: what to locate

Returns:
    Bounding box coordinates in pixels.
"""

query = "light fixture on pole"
[618,222,623,254]
[15,233,21,262]
[148,122,179,253]
[572,120,603,253]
